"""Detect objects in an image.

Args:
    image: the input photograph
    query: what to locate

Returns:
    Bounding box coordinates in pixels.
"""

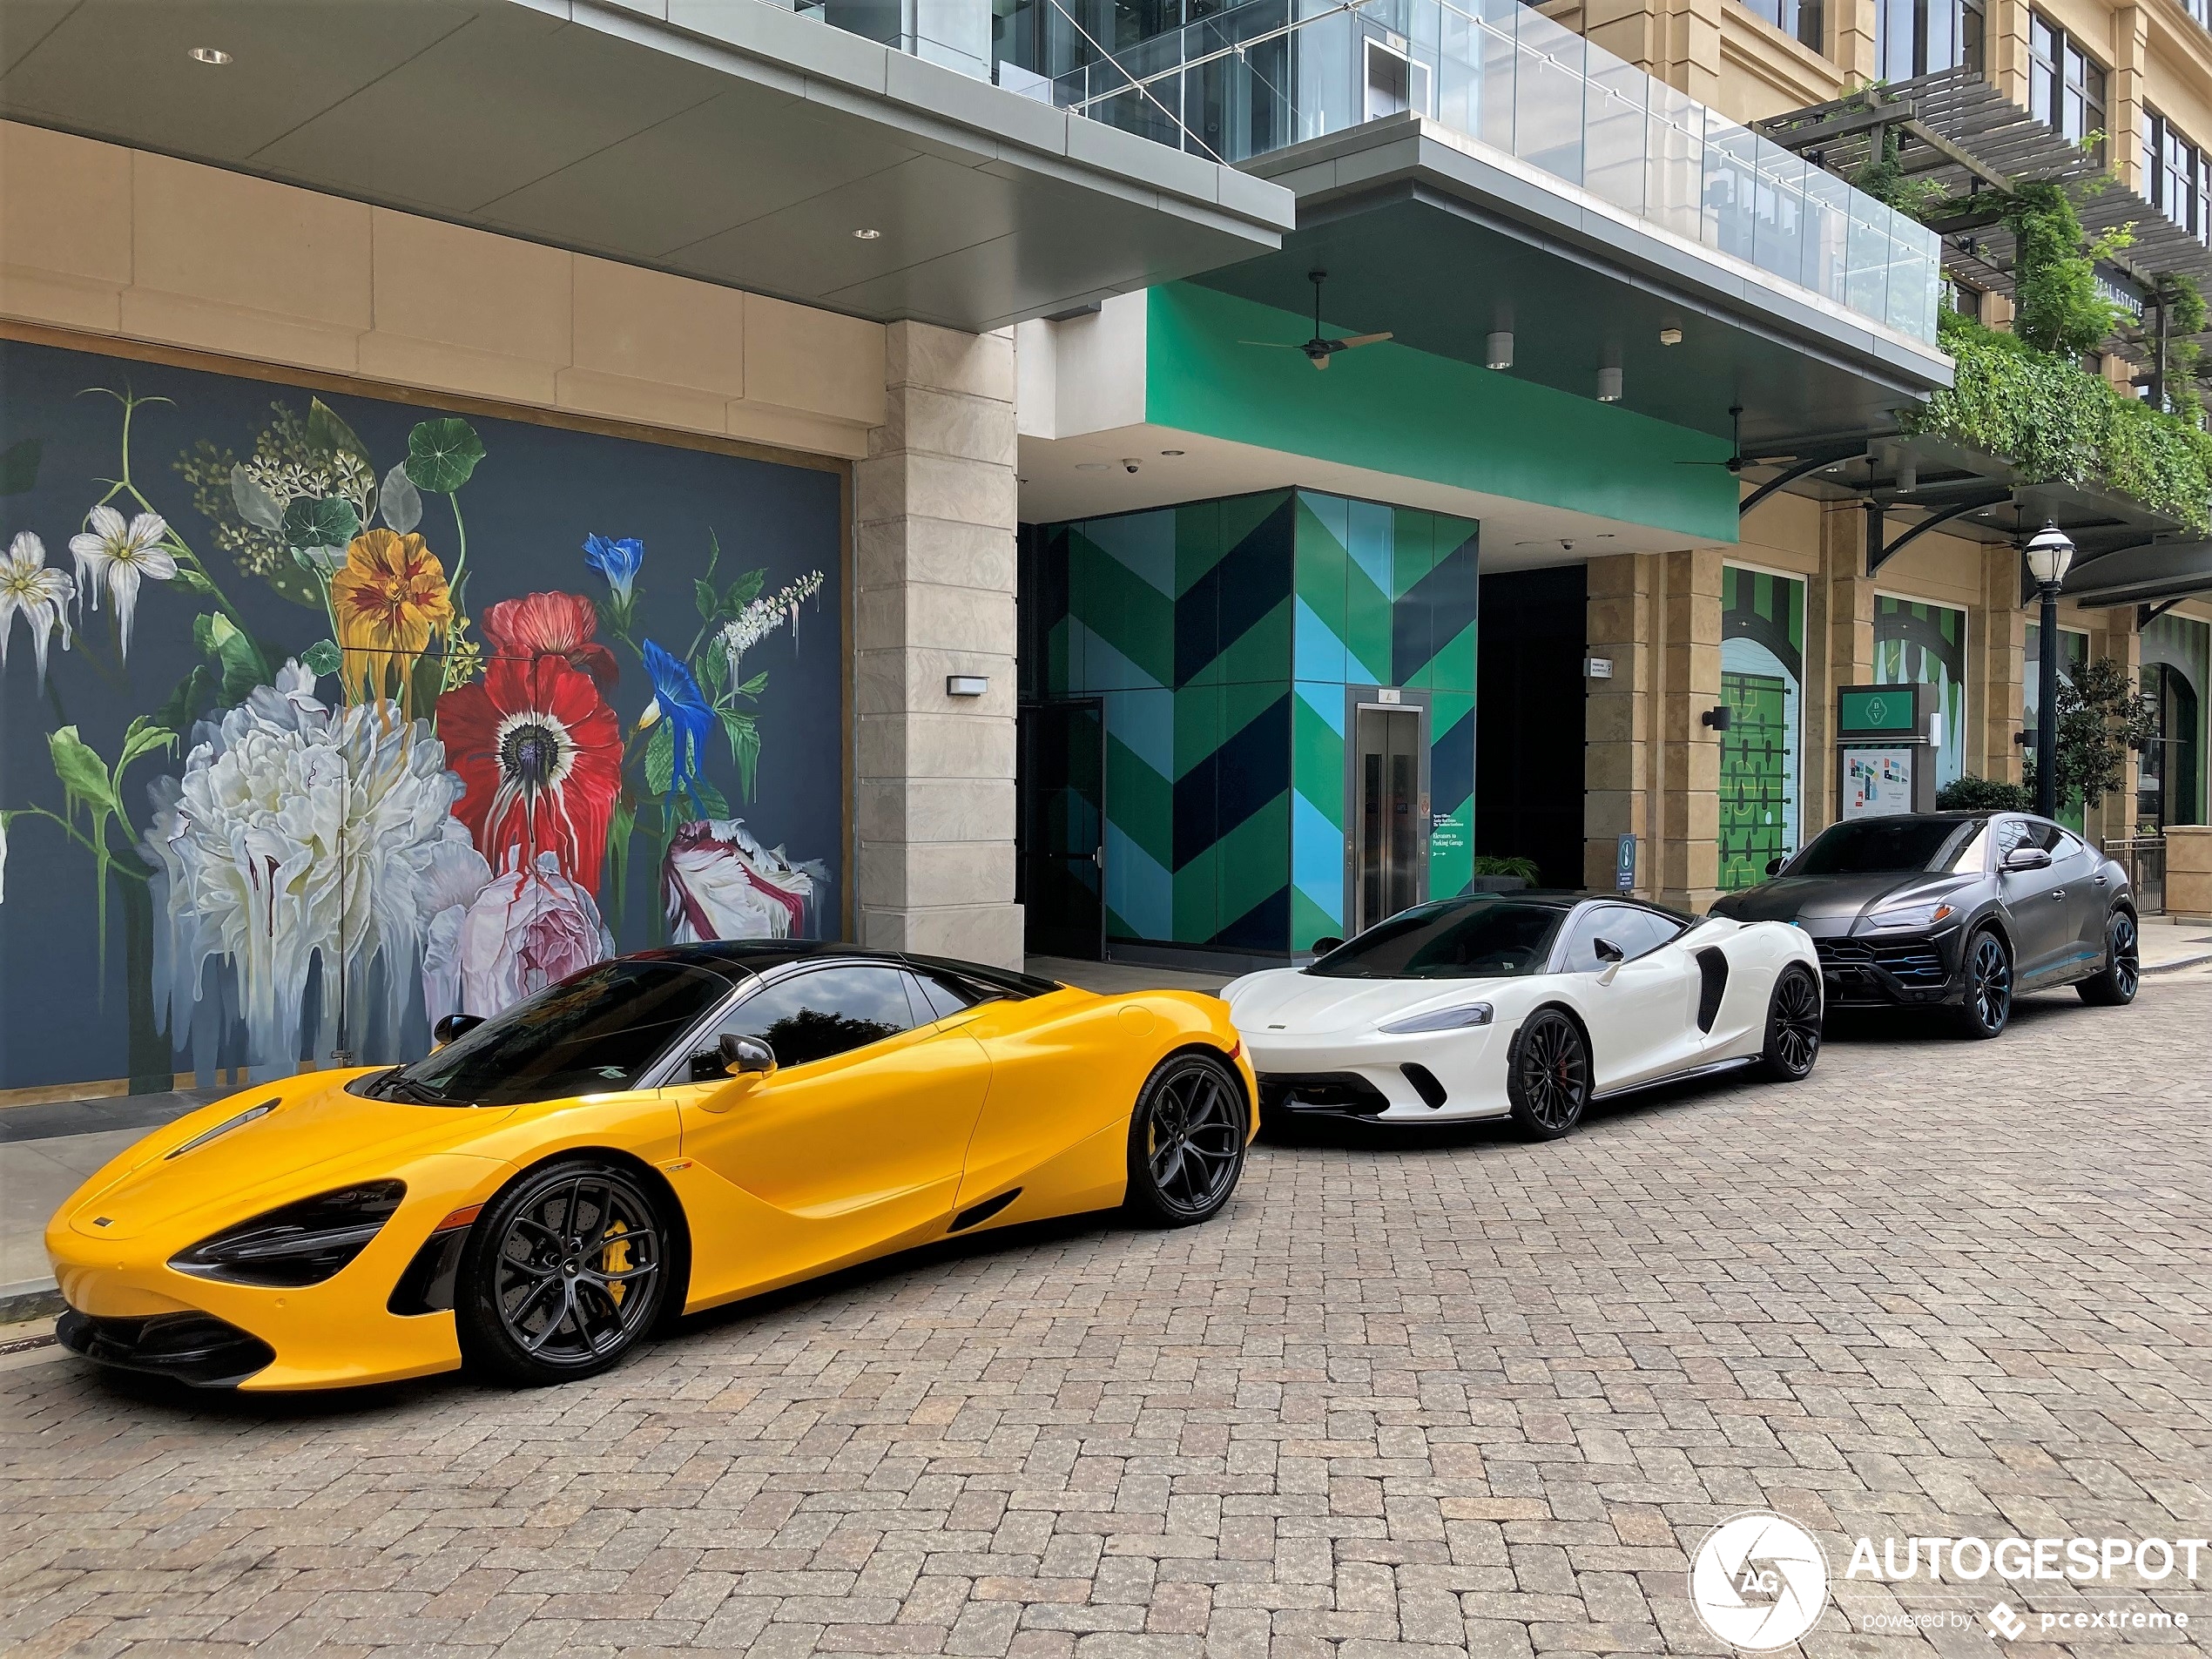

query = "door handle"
[2094,873,2108,886]
[1092,847,1103,867]
[2053,890,2067,900]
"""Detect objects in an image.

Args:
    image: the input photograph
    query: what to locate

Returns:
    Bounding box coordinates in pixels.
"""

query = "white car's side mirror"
[1594,937,1625,986]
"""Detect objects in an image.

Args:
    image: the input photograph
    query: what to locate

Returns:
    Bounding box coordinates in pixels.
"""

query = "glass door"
[1352,702,1427,935]
[1017,701,1106,959]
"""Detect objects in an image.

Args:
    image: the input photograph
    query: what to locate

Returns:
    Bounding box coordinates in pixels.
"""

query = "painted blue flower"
[583,533,644,603]
[642,638,713,806]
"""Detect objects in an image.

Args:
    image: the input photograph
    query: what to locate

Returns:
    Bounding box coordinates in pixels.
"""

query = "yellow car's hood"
[63,1071,516,1242]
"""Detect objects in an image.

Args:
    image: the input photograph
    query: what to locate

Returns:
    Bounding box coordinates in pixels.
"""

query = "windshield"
[1306,900,1568,979]
[366,960,732,1105]
[1789,818,1979,876]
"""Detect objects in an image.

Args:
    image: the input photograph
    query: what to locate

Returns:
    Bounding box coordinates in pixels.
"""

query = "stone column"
[2087,606,2141,847]
[1973,544,2027,784]
[1657,548,1723,911]
[1832,0,1878,84]
[1989,0,2033,106]
[1807,502,1876,836]
[1584,553,1657,896]
[1581,0,1720,102]
[2113,5,2150,194]
[852,322,1022,966]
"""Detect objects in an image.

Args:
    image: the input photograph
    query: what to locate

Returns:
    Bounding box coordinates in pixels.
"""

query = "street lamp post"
[2023,523,2076,820]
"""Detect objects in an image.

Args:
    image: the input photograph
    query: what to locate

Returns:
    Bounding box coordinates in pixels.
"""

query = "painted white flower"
[664,818,824,941]
[0,813,8,907]
[0,531,75,686]
[141,661,470,1069]
[718,570,826,684]
[457,853,613,1017]
[420,834,494,1024]
[69,506,176,661]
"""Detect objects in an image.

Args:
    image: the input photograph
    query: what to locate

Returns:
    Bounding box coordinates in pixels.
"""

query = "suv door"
[1993,817,2073,982]
[668,963,993,1303]
[2052,829,2112,980]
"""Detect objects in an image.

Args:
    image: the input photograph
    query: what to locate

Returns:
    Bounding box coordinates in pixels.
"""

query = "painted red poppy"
[436,655,622,895]
[479,590,619,695]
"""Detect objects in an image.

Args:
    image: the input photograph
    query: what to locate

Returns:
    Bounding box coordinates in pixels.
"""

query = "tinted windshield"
[1307,900,1568,979]
[368,961,732,1104]
[1790,818,1976,876]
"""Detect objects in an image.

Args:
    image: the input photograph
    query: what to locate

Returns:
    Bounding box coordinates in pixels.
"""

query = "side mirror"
[2002,846,2054,873]
[1310,936,1345,955]
[695,1032,776,1081]
[1765,856,1785,877]
[433,1013,483,1046]
[1593,937,1625,963]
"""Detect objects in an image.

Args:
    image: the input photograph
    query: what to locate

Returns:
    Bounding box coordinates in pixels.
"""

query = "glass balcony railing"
[1035,0,1943,345]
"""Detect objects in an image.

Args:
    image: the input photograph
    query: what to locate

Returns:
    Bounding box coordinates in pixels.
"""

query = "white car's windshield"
[1307,900,1569,980]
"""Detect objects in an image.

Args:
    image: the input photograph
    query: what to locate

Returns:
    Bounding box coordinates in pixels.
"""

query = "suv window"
[1997,817,2064,860]
[714,965,918,1068]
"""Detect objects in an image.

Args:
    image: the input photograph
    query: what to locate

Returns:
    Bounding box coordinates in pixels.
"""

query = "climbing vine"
[2005,180,2135,356]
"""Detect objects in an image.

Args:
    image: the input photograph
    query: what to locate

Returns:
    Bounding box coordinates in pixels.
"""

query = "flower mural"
[0,343,841,1095]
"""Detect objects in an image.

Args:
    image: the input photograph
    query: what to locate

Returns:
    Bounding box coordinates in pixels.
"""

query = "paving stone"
[3,986,2209,1656]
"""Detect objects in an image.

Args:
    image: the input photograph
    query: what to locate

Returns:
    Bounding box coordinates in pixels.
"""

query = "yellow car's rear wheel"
[458,1157,671,1386]
[1123,1050,1247,1227]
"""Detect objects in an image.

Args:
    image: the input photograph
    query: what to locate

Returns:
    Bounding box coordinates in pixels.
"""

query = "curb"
[0,1279,62,1325]
[2145,950,2212,976]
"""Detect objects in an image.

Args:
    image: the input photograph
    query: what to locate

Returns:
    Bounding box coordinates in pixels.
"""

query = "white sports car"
[1222,893,1823,1138]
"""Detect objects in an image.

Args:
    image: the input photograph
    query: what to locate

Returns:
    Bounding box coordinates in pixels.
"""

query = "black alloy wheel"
[1757,965,1824,1082]
[1124,1051,1247,1226]
[1952,928,2013,1040]
[2079,909,2141,1007]
[1506,1008,1591,1140]
[457,1158,671,1386]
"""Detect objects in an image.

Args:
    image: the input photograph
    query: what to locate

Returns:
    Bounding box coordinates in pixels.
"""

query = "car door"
[667,963,993,1304]
[1993,817,2074,983]
[1556,905,1696,1089]
[2051,829,2111,979]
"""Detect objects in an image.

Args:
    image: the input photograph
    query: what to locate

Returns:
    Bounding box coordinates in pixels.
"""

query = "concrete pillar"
[1584,553,1658,895]
[852,322,1022,966]
[1833,0,1878,84]
[1989,0,2033,106]
[1583,0,1663,75]
[1807,502,1875,838]
[1582,0,1720,101]
[2113,6,2149,194]
[1658,548,1723,911]
[2087,606,2141,846]
[1973,544,2027,784]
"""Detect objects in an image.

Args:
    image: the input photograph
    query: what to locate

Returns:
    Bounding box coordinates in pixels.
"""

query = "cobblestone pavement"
[5,978,2211,1658]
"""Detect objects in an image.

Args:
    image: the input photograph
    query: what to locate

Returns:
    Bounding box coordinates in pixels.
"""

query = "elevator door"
[1352,704,1427,935]
[1017,701,1105,959]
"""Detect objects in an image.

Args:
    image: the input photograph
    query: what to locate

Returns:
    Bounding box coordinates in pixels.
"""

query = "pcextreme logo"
[1688,1511,1831,1650]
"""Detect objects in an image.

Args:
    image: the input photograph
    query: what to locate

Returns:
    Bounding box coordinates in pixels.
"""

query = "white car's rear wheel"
[1507,1008,1590,1140]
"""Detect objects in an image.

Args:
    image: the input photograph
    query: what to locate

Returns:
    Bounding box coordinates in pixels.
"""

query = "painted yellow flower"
[331,529,453,713]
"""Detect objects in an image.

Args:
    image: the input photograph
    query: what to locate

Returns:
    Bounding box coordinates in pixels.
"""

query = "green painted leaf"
[0,437,44,496]
[229,463,284,531]
[717,708,752,767]
[379,462,421,536]
[725,570,764,612]
[118,716,179,771]
[154,664,219,736]
[735,671,767,698]
[301,638,342,678]
[306,397,374,470]
[49,726,118,816]
[282,495,361,555]
[694,577,720,623]
[692,778,730,820]
[406,418,485,494]
[197,611,270,703]
[643,720,675,797]
[696,642,728,698]
[732,718,761,800]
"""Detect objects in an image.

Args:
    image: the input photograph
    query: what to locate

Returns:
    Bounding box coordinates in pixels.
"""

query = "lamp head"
[2023,522,2075,587]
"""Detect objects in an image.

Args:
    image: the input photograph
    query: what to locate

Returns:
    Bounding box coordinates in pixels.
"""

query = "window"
[2146,110,2211,246]
[713,965,918,1068]
[1307,899,1568,980]
[1556,905,1679,972]
[1791,818,1980,876]
[1878,0,1983,80]
[1737,0,1824,54]
[370,961,733,1105]
[910,969,989,1022]
[2029,14,2106,158]
[1946,280,1983,322]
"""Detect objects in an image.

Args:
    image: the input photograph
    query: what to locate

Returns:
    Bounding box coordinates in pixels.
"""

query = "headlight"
[1865,900,1956,931]
[170,1181,406,1287]
[1378,1003,1494,1034]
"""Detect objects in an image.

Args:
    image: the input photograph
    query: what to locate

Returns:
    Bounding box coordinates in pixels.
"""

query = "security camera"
[1122,458,1141,474]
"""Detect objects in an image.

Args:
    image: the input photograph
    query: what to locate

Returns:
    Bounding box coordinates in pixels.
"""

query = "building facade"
[3,0,2209,1098]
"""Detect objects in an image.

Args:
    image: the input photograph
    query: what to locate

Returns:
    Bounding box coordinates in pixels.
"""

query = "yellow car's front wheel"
[1123,1051,1248,1227]
[458,1158,672,1386]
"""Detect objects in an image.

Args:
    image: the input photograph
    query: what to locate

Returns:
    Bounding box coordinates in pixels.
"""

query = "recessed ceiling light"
[852,227,881,240]
[1659,327,1683,346]
[1076,461,1115,472]
[1159,448,1184,456]
[1597,366,1623,402]
[189,46,232,64]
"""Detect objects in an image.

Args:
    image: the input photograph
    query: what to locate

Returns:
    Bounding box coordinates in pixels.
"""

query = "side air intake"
[1695,948,1729,1033]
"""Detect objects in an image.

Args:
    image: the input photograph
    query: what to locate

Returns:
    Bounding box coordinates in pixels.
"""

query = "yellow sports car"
[47,945,1255,1391]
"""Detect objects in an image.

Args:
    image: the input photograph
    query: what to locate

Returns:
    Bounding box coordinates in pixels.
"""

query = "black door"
[1018,701,1105,960]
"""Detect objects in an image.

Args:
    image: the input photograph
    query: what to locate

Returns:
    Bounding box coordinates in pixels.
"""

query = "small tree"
[2022,655,2159,810]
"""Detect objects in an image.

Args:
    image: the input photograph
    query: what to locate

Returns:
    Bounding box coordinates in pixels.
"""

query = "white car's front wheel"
[1756,964,1823,1082]
[1506,1008,1591,1141]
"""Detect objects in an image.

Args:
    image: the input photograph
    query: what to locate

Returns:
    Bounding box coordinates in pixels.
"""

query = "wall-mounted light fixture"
[947,675,989,698]
[189,45,232,64]
[1701,705,1731,731]
[852,227,882,240]
[1658,327,1683,346]
[1486,331,1514,370]
[1596,366,1622,402]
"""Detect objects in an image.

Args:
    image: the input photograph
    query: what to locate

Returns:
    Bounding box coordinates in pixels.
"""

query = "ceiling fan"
[1677,405,1799,473]
[1240,269,1393,370]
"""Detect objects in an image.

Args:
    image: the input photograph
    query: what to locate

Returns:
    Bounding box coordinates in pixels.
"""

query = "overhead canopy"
[0,0,1291,332]
[2064,539,2212,607]
[1198,117,1952,453]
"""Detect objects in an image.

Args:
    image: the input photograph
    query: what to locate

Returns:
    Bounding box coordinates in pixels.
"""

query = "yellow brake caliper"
[600,1217,631,1307]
